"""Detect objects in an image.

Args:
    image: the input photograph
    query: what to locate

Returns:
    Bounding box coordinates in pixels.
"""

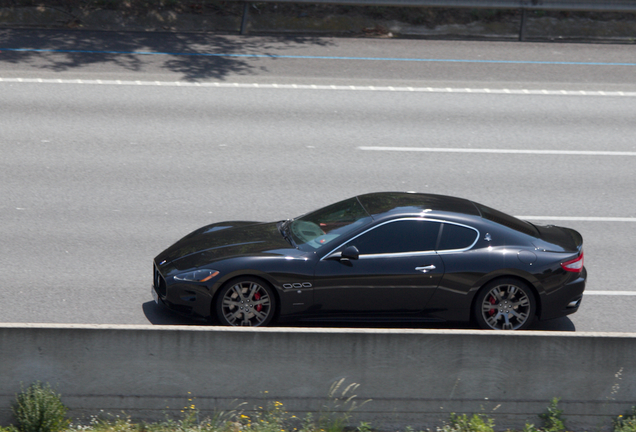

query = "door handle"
[415,265,436,273]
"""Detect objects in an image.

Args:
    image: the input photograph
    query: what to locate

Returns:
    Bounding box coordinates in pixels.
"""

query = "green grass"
[614,408,636,432]
[3,382,636,432]
[438,413,495,432]
[12,383,69,432]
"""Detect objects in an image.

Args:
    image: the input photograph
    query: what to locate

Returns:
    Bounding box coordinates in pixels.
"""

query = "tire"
[474,278,536,330]
[215,277,276,326]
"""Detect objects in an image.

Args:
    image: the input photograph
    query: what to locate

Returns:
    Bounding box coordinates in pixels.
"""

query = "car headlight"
[174,269,219,282]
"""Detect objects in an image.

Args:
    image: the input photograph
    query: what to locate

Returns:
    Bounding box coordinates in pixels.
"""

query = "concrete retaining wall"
[1,324,635,431]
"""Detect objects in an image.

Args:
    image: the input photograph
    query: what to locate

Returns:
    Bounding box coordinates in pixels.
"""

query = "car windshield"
[289,197,373,251]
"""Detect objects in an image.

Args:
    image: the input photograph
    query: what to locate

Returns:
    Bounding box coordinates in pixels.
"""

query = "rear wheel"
[474,278,536,330]
[216,277,276,326]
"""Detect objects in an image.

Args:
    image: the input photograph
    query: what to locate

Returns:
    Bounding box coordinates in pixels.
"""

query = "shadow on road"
[529,316,576,331]
[142,300,576,331]
[0,28,334,81]
[142,301,204,325]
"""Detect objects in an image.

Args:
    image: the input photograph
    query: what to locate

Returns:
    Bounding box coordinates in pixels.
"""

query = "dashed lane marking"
[358,147,636,156]
[517,216,636,222]
[1,78,635,97]
[585,291,636,296]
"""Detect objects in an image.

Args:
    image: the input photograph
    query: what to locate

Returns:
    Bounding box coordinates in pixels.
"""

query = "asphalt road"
[1,29,634,331]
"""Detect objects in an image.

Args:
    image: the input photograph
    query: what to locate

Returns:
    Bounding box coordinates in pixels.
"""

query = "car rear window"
[474,203,538,237]
[438,223,478,251]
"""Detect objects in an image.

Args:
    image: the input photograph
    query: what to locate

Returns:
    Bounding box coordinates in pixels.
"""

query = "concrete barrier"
[1,324,635,431]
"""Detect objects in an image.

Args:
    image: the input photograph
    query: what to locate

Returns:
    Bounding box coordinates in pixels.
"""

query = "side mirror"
[326,245,360,261]
[341,245,360,260]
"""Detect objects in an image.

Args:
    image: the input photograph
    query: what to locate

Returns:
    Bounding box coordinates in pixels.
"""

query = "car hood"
[532,224,583,253]
[155,221,293,270]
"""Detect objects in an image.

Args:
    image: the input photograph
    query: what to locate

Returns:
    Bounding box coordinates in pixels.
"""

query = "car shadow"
[142,301,576,331]
[142,301,204,325]
[529,316,576,331]
[275,317,576,331]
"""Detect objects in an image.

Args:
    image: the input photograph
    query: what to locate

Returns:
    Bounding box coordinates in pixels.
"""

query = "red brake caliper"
[254,292,262,312]
[489,296,496,316]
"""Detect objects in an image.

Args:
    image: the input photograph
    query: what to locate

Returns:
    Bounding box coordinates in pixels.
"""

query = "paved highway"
[1,29,634,331]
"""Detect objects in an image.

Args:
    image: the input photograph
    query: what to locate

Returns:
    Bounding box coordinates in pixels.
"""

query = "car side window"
[351,220,442,255]
[438,223,478,251]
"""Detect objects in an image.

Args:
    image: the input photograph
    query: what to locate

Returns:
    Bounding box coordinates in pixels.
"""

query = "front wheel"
[215,277,276,326]
[474,278,536,330]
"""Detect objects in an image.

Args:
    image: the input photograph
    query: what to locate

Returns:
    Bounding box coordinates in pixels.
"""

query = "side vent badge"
[283,283,313,289]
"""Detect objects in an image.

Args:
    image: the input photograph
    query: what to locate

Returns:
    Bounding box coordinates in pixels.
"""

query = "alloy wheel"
[480,283,533,330]
[220,280,273,326]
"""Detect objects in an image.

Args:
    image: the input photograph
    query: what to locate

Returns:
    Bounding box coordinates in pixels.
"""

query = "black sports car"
[152,192,586,330]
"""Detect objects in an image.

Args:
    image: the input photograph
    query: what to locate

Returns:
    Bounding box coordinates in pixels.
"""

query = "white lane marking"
[585,291,636,296]
[517,216,636,222]
[1,78,636,97]
[358,146,636,156]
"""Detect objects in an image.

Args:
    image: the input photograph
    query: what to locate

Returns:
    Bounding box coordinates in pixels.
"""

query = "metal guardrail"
[243,0,636,9]
[238,0,636,39]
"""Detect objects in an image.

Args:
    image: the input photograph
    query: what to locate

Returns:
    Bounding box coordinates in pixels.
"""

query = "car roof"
[356,192,481,219]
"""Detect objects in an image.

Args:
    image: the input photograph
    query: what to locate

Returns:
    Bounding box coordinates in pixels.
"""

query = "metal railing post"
[240,2,251,35]
[519,7,528,41]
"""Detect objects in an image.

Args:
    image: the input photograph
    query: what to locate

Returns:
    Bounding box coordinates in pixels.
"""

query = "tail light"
[561,252,584,273]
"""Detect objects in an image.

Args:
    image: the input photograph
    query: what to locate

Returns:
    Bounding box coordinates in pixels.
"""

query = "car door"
[312,218,445,318]
[423,221,485,321]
